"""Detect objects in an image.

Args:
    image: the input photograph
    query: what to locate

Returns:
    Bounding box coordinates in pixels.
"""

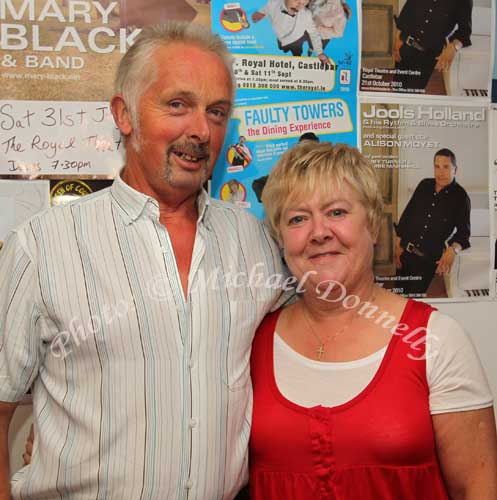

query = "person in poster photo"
[392,0,472,91]
[394,148,471,296]
[308,0,351,51]
[229,135,253,167]
[252,0,331,63]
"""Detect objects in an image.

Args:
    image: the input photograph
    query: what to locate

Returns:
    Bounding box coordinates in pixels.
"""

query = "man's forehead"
[434,155,454,165]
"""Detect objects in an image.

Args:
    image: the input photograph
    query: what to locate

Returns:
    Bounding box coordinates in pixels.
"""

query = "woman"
[250,142,497,499]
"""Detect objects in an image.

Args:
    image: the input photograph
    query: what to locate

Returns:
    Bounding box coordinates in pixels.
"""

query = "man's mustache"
[167,142,210,162]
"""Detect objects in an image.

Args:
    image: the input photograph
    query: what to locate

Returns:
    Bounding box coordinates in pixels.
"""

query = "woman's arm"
[433,407,497,499]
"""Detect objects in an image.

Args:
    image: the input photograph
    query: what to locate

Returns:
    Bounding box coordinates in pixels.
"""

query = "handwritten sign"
[0,100,123,176]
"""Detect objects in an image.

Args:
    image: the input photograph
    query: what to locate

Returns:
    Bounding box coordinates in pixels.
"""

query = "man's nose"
[188,110,210,143]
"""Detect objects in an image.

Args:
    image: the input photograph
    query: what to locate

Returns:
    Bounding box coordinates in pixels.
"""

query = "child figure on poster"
[308,0,351,51]
[252,0,331,64]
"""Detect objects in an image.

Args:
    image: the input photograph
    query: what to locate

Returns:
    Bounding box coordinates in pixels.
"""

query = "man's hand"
[22,424,34,466]
[342,2,352,19]
[435,41,458,72]
[0,401,18,500]
[251,11,265,23]
[318,53,331,65]
[394,237,403,269]
[393,30,403,63]
[435,247,456,275]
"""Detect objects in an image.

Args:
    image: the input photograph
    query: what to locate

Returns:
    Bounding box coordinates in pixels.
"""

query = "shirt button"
[429,8,432,12]
[188,359,194,368]
[420,236,424,239]
[185,480,194,489]
[189,418,197,428]
[428,214,431,218]
[425,19,429,23]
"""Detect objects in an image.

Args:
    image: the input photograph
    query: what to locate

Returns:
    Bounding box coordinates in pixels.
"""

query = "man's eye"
[169,101,185,110]
[209,108,228,121]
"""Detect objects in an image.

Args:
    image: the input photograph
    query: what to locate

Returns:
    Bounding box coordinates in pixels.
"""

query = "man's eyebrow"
[163,91,232,109]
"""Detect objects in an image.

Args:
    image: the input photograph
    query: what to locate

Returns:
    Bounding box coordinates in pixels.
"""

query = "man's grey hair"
[114,21,234,131]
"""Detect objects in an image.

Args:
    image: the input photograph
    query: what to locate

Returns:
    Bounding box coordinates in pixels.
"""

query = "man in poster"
[393,0,472,91]
[394,148,471,296]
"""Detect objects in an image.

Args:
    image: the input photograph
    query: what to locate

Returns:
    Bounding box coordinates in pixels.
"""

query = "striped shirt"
[0,175,285,500]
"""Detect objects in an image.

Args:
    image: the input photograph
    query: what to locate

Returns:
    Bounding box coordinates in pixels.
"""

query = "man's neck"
[121,167,200,222]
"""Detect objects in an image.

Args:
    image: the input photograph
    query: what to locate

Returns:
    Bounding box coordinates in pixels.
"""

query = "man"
[392,0,472,91]
[252,0,331,63]
[230,136,252,167]
[394,148,471,296]
[0,22,284,499]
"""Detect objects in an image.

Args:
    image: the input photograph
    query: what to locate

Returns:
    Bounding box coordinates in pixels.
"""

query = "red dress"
[249,300,449,500]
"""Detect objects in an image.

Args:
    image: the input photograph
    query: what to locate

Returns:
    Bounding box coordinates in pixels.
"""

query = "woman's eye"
[288,215,305,225]
[329,209,346,217]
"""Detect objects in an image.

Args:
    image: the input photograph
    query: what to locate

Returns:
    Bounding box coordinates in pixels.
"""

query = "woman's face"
[279,182,376,299]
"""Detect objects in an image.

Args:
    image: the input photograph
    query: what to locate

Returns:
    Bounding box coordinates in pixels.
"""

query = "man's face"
[123,42,233,201]
[434,155,457,190]
[284,0,309,14]
[239,136,246,144]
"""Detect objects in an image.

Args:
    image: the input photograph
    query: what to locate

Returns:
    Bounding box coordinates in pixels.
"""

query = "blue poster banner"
[211,0,359,218]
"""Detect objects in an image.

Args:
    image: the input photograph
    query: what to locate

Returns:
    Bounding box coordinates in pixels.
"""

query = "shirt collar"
[433,178,457,195]
[111,171,211,226]
[280,0,296,16]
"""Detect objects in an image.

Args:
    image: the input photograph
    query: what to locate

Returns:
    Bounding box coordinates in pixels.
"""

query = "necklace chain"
[301,305,350,360]
[301,290,377,360]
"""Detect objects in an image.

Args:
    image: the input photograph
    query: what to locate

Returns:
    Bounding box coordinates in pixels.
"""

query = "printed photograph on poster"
[0,179,50,249]
[489,108,497,295]
[360,0,492,98]
[360,99,491,301]
[50,178,113,206]
[212,96,356,219]
[0,0,210,102]
[211,0,359,99]
[492,5,497,102]
[0,100,123,178]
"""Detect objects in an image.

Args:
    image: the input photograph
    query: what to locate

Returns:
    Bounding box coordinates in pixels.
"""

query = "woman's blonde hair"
[261,142,383,242]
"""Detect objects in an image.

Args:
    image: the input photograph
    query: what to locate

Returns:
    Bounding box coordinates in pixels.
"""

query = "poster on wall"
[361,98,492,301]
[0,179,50,247]
[360,1,492,98]
[211,0,359,100]
[492,4,497,102]
[0,0,210,178]
[489,107,497,295]
[211,96,355,218]
[211,0,359,218]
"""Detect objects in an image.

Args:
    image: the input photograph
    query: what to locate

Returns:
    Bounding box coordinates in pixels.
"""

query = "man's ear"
[110,95,133,136]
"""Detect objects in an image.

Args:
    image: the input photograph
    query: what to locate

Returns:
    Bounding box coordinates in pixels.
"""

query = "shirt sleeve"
[0,228,43,402]
[259,2,269,15]
[304,10,324,54]
[426,311,493,414]
[449,0,472,47]
[447,189,471,250]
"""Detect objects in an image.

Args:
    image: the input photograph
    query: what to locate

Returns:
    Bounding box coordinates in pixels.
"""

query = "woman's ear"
[110,95,133,136]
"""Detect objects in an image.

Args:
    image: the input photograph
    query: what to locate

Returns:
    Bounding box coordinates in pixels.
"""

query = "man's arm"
[433,408,497,499]
[0,401,19,500]
[435,0,472,72]
[393,29,403,63]
[450,0,472,48]
[251,11,266,22]
[447,191,471,251]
